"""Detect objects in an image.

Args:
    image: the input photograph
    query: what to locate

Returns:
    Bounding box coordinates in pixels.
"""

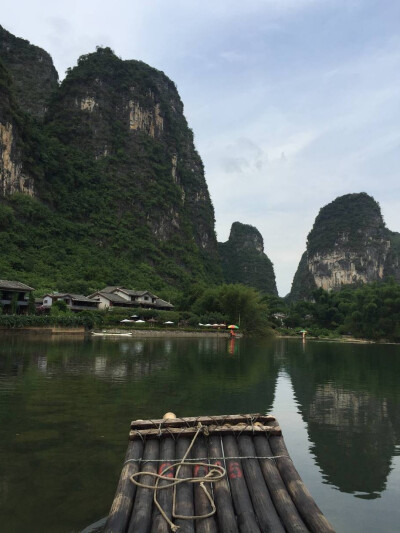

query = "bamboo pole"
[103,439,144,533]
[253,435,309,533]
[268,435,335,533]
[150,437,175,533]
[174,437,195,533]
[237,435,285,533]
[131,414,276,430]
[129,425,281,440]
[192,435,218,533]
[127,439,159,533]
[222,435,261,533]
[208,435,239,533]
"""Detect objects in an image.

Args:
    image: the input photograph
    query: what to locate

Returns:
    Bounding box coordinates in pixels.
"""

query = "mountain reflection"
[1,333,399,512]
[285,340,400,498]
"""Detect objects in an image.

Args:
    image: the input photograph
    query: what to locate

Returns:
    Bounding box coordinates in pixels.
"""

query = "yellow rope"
[130,423,226,532]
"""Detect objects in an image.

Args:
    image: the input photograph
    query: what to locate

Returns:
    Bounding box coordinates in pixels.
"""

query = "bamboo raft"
[102,413,335,533]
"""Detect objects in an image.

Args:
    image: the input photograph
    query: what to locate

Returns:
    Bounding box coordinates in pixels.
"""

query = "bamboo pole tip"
[163,412,177,420]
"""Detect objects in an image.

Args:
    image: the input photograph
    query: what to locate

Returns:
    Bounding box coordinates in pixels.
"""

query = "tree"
[28,292,35,315]
[10,293,18,314]
[51,299,68,315]
[193,284,271,335]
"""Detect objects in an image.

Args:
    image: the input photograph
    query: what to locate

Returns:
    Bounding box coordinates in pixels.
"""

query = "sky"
[2,0,400,295]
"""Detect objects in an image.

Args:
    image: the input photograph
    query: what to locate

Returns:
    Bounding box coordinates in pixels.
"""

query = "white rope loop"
[129,423,226,531]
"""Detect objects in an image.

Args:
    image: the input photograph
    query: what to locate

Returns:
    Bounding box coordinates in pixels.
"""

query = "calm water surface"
[0,334,399,533]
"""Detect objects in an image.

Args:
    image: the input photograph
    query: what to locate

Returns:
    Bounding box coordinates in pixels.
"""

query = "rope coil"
[130,423,225,531]
[128,419,287,531]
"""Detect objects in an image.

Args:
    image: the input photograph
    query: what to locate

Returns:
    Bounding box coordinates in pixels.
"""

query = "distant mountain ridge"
[289,193,400,301]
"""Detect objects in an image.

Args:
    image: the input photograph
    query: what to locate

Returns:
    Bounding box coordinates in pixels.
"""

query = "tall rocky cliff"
[0,59,35,196]
[0,30,221,292]
[219,222,278,295]
[289,193,400,301]
[0,25,58,119]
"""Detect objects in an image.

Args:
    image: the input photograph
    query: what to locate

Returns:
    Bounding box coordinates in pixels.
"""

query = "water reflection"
[0,335,399,532]
[284,340,400,498]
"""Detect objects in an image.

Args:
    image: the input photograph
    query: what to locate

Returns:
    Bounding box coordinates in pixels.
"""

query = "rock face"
[46,48,219,261]
[0,32,221,291]
[219,222,278,295]
[0,60,34,196]
[0,25,58,119]
[289,193,400,300]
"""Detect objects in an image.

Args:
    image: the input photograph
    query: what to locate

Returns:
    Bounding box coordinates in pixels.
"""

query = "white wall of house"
[43,296,53,307]
[95,294,111,310]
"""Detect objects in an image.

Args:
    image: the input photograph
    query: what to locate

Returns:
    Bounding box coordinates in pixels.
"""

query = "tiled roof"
[94,292,131,304]
[0,280,35,291]
[155,298,174,308]
[45,293,95,303]
[118,289,148,297]
[101,286,123,294]
[67,294,97,303]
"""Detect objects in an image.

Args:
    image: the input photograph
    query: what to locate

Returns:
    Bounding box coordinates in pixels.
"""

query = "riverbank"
[275,334,399,344]
[91,328,242,338]
[0,326,86,335]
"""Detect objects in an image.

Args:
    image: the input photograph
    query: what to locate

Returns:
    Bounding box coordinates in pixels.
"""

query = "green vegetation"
[192,284,272,335]
[286,251,316,302]
[219,222,278,295]
[289,192,400,301]
[0,43,221,294]
[0,25,58,118]
[0,31,279,301]
[0,314,99,329]
[277,279,400,342]
[307,193,385,257]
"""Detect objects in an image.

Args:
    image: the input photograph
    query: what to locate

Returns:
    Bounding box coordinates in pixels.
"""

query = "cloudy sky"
[3,0,400,295]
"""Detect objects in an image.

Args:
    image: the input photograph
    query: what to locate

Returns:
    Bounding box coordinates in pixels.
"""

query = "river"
[0,334,399,532]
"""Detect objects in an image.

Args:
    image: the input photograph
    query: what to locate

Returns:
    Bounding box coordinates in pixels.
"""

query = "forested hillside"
[0,27,224,296]
[219,222,278,295]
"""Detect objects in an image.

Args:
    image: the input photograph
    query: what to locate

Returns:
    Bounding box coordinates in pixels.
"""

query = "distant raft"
[101,413,335,533]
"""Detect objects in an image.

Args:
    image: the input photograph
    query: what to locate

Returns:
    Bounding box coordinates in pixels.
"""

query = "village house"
[88,291,135,310]
[88,286,174,311]
[42,293,100,312]
[273,313,287,326]
[0,280,35,314]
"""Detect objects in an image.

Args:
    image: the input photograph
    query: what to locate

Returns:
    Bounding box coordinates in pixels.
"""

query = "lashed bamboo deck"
[103,414,335,533]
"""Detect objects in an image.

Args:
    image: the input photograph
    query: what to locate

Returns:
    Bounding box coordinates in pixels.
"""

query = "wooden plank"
[130,424,281,440]
[127,439,159,533]
[268,435,335,533]
[131,414,276,430]
[237,435,285,533]
[192,435,218,533]
[151,437,175,533]
[208,435,239,533]
[253,435,309,533]
[222,435,261,533]
[104,439,144,533]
